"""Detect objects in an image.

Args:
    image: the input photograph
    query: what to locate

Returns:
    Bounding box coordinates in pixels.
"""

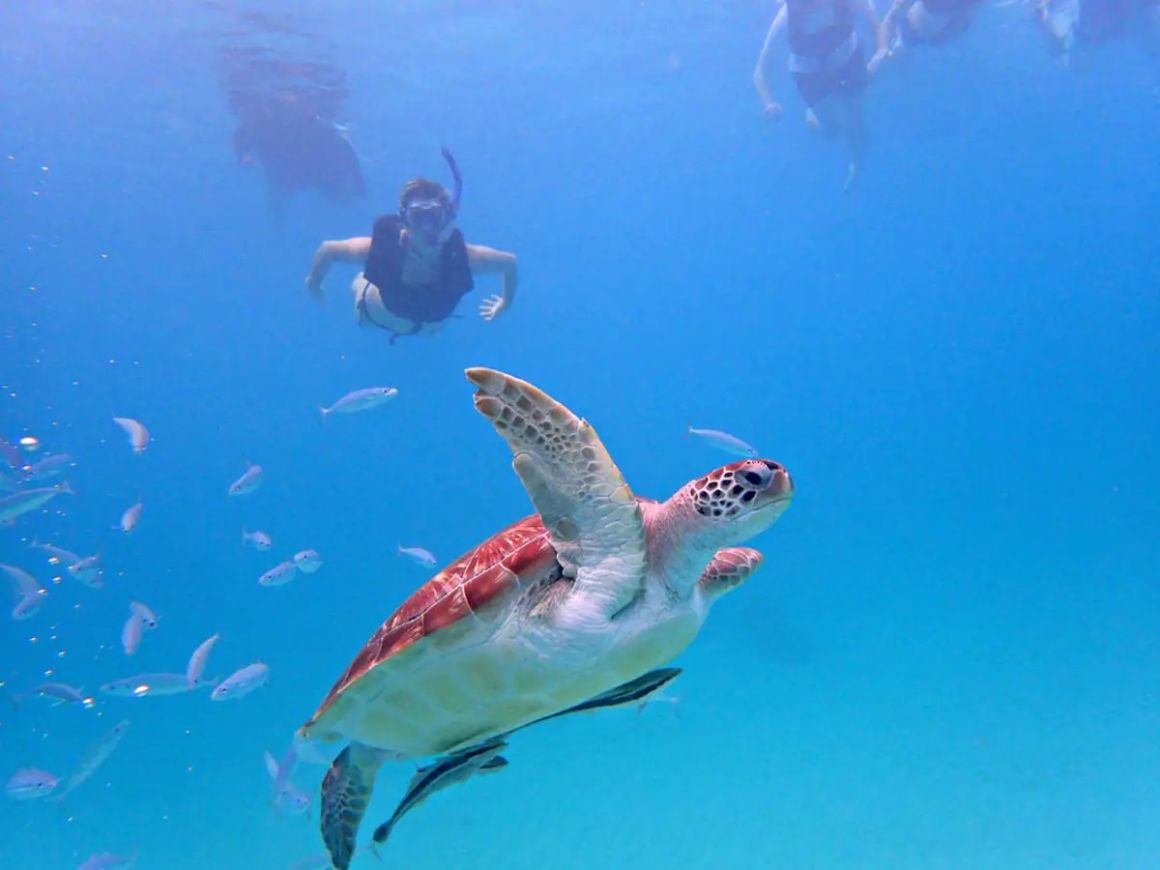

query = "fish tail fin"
[685,421,693,438]
[58,480,75,495]
[319,406,329,421]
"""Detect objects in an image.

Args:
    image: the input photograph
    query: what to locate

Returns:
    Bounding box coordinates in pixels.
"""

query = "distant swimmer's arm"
[879,0,915,46]
[466,244,519,322]
[858,0,891,71]
[753,4,788,118]
[305,237,372,301]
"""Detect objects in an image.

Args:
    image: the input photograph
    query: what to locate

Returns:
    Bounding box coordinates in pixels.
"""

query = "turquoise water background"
[2,2,1158,868]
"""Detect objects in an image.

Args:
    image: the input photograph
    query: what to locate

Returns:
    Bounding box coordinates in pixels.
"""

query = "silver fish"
[21,452,75,481]
[76,852,136,870]
[268,744,298,804]
[29,539,81,567]
[68,553,104,590]
[120,613,143,656]
[397,545,437,567]
[51,719,130,802]
[13,682,93,710]
[686,424,759,458]
[101,673,214,698]
[2,563,44,598]
[0,482,72,524]
[228,462,263,497]
[292,549,322,574]
[264,749,310,816]
[319,386,398,419]
[242,529,272,551]
[0,437,25,470]
[371,738,508,852]
[3,563,46,620]
[6,767,59,799]
[118,500,143,533]
[211,662,269,701]
[112,417,149,455]
[120,602,157,656]
[258,560,298,587]
[10,594,44,620]
[186,633,220,689]
[130,600,158,629]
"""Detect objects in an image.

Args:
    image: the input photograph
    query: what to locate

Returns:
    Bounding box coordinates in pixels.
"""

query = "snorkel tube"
[440,146,463,218]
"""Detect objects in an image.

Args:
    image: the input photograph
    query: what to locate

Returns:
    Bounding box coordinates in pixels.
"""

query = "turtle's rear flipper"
[321,743,384,870]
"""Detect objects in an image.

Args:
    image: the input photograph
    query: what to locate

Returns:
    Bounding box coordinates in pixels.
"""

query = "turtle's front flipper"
[321,743,385,870]
[466,368,646,616]
[699,548,764,603]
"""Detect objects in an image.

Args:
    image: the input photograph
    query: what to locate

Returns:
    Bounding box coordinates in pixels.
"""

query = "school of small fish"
[0,416,320,863]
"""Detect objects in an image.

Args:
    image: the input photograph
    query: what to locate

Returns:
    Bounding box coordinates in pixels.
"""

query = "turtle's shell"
[300,513,564,756]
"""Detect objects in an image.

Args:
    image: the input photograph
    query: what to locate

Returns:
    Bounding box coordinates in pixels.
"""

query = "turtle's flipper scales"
[321,744,383,870]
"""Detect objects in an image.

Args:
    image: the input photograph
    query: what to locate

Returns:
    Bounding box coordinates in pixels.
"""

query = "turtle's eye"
[742,469,769,488]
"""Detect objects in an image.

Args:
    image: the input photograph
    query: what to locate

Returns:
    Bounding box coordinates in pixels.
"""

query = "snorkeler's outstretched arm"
[753,3,788,118]
[466,244,518,322]
[305,237,372,301]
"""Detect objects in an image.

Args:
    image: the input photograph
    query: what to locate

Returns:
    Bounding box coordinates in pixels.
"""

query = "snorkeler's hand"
[763,100,783,120]
[842,161,860,196]
[305,245,331,302]
[479,294,506,322]
[304,274,325,304]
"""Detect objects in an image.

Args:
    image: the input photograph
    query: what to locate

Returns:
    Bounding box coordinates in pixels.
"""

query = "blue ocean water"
[2,1,1158,867]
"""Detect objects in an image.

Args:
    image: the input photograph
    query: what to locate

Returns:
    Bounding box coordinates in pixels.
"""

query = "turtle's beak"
[753,461,793,507]
[732,460,793,540]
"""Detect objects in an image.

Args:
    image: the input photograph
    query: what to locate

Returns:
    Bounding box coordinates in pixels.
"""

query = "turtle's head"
[652,459,793,599]
[679,459,794,548]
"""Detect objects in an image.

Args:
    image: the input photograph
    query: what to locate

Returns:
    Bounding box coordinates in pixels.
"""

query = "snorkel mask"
[401,147,463,246]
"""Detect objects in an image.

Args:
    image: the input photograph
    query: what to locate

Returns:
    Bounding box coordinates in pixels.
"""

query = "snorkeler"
[880,0,983,50]
[1035,0,1160,66]
[232,92,365,205]
[753,0,889,193]
[305,149,519,342]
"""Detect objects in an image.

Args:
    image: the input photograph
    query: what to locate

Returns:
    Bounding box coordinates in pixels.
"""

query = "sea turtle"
[298,368,795,868]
